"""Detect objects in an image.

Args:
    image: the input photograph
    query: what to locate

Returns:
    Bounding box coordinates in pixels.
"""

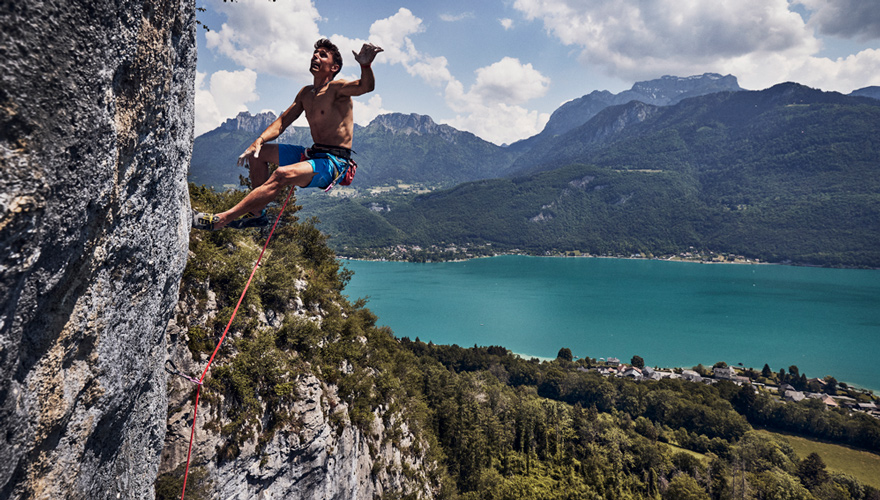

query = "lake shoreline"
[343,256,880,394]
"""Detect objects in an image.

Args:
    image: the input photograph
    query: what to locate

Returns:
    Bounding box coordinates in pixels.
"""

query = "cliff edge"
[0,1,195,498]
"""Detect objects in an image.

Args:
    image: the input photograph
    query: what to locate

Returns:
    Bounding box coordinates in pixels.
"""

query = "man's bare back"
[192,39,382,231]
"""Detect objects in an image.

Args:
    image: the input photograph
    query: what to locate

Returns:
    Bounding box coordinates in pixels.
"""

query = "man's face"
[310,48,338,76]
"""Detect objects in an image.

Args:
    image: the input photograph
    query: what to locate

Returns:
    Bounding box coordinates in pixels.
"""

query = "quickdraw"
[164,360,202,386]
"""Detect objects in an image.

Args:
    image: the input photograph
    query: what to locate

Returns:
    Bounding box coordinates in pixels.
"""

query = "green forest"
[293,84,880,268]
[159,187,880,500]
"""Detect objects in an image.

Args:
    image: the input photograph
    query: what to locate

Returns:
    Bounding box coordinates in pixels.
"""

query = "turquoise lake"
[341,256,880,392]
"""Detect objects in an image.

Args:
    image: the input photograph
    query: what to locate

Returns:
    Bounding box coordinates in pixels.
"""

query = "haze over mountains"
[189,74,880,267]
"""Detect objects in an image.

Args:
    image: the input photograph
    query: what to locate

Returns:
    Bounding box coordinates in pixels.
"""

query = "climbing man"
[193,38,383,230]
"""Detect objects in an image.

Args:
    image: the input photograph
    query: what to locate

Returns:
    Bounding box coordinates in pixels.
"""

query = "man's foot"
[192,211,220,231]
[227,209,270,229]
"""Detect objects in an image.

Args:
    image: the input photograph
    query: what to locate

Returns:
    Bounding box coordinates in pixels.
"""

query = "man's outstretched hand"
[354,43,383,66]
[237,139,263,167]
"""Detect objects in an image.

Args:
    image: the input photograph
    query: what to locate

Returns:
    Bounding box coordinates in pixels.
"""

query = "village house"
[681,370,702,383]
[713,366,737,380]
[784,390,806,403]
[858,402,878,412]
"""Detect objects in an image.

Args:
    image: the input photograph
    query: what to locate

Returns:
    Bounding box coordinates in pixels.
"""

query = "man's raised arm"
[340,43,383,97]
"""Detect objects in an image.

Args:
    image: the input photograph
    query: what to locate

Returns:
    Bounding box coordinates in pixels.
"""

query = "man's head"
[311,38,343,79]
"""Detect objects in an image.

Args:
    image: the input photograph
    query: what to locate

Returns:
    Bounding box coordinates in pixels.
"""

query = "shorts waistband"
[309,143,352,160]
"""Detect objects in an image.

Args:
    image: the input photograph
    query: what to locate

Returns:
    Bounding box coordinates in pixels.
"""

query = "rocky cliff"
[157,212,437,499]
[0,1,195,498]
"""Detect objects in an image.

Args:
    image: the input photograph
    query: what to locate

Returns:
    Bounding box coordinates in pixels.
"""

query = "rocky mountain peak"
[367,112,461,143]
[369,113,441,134]
[220,110,278,134]
[628,73,741,104]
[511,73,744,152]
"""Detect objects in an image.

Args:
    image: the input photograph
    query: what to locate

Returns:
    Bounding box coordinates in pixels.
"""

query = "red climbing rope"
[180,186,296,500]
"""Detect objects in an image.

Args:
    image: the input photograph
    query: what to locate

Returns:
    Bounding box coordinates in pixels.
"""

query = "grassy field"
[758,430,880,489]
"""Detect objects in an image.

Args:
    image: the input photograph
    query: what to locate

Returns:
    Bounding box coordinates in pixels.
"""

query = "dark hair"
[315,38,343,78]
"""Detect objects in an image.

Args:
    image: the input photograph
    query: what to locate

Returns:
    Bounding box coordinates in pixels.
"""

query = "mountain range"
[189,76,880,267]
[189,73,744,190]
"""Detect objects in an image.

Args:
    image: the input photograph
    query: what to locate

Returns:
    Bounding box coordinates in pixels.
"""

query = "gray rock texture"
[161,284,434,499]
[0,0,195,498]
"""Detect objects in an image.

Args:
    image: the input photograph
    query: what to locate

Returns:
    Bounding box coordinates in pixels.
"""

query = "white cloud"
[445,105,551,146]
[362,8,424,66]
[353,94,391,126]
[443,58,551,144]
[500,18,514,30]
[332,8,551,144]
[440,12,475,22]
[471,57,550,105]
[204,0,321,79]
[511,0,880,92]
[194,69,259,136]
[202,5,552,144]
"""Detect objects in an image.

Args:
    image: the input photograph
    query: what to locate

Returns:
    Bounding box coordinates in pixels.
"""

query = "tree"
[824,376,838,395]
[664,474,710,500]
[631,355,645,369]
[797,452,829,489]
[762,364,773,378]
[713,361,728,369]
[557,347,573,362]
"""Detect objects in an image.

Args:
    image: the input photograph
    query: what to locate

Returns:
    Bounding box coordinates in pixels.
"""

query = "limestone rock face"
[0,1,195,498]
[162,288,434,499]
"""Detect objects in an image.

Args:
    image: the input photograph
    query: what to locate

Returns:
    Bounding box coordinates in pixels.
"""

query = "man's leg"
[246,144,278,189]
[212,161,317,229]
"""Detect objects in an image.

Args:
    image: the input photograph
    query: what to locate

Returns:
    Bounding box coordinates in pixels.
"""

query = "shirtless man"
[193,38,383,230]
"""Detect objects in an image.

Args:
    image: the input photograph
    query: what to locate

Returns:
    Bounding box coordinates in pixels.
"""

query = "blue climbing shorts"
[277,143,349,189]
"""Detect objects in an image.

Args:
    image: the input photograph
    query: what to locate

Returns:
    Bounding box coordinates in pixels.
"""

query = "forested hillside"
[161,188,880,499]
[302,83,880,267]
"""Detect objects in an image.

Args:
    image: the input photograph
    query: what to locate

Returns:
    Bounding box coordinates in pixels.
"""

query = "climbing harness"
[178,185,296,500]
[301,144,357,192]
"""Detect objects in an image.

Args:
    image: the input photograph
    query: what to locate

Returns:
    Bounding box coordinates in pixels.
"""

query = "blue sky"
[194,0,880,144]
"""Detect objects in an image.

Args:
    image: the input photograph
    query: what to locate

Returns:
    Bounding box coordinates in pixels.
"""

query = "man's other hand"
[237,139,263,167]
[354,43,383,66]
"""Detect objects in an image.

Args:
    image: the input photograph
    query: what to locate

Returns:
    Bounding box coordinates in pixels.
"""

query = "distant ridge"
[508,73,742,153]
[220,110,278,134]
[367,113,459,141]
[850,86,880,100]
[307,82,880,268]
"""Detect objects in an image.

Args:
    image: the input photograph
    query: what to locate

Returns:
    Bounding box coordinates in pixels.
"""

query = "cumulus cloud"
[500,18,514,30]
[194,69,259,136]
[353,94,391,126]
[445,104,551,146]
[443,58,551,144]
[512,0,880,92]
[361,8,424,66]
[471,57,550,105]
[204,0,321,79]
[513,0,812,75]
[333,8,552,144]
[798,0,880,41]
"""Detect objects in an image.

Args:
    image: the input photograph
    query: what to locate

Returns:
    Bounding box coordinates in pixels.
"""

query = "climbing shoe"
[192,211,220,231]
[227,209,270,229]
